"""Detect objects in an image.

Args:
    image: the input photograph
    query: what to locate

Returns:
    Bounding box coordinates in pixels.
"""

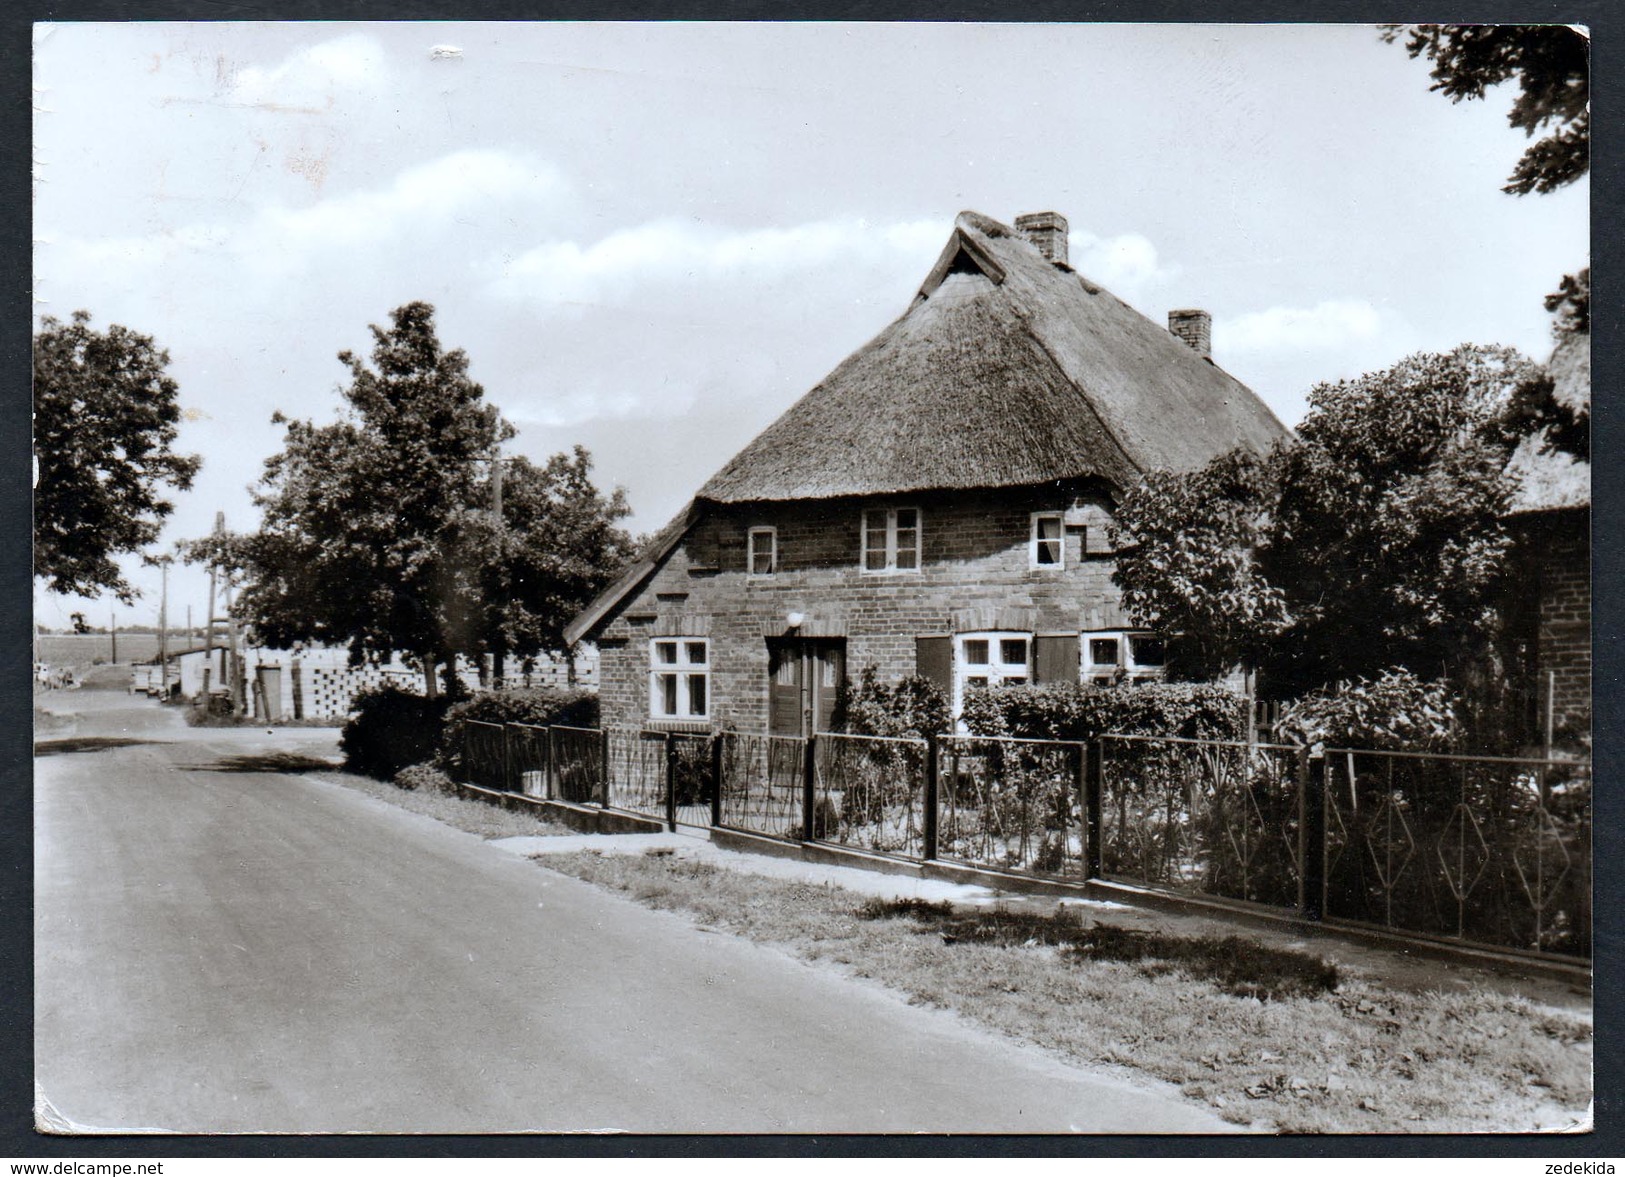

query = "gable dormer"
[916,226,1006,301]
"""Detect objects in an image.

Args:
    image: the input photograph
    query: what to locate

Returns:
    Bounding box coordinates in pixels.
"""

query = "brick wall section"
[1533,510,1590,729]
[594,486,1131,730]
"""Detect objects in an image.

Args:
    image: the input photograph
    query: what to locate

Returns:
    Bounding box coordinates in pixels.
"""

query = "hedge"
[437,687,600,767]
[959,681,1245,743]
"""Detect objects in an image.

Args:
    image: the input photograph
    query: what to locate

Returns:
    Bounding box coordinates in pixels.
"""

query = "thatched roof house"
[699,210,1286,503]
[1506,329,1590,515]
[569,210,1289,647]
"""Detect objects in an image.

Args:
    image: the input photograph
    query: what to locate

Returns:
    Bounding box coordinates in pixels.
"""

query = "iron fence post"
[710,733,725,828]
[462,722,472,787]
[546,726,556,801]
[665,731,678,832]
[599,728,610,808]
[801,734,817,842]
[1298,746,1325,921]
[1084,740,1103,879]
[504,723,514,792]
[923,733,939,861]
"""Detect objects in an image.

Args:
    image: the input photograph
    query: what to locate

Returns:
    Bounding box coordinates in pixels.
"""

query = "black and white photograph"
[31,20,1592,1137]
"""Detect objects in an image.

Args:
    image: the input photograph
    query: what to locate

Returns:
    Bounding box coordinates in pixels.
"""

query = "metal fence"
[449,719,1591,962]
[550,724,605,804]
[813,732,929,859]
[506,723,550,797]
[461,720,509,791]
[1098,734,1303,909]
[717,732,807,839]
[604,726,669,821]
[937,735,1085,876]
[1324,749,1591,957]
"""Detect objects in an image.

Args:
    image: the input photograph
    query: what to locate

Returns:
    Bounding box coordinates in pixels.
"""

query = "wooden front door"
[767,639,846,737]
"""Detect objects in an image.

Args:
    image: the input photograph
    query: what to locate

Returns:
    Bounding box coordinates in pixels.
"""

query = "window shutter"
[1033,634,1080,685]
[915,636,952,692]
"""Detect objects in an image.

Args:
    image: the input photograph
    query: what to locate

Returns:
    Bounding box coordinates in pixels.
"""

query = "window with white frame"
[650,638,709,721]
[954,632,1031,715]
[861,507,921,572]
[1030,512,1064,568]
[747,526,777,576]
[1082,630,1167,684]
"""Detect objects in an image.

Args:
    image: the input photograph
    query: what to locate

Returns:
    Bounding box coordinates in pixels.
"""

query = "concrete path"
[36,688,1238,1134]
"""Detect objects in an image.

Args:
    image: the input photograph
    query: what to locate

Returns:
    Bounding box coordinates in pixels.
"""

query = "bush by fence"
[961,681,1245,744]
[439,687,598,768]
[340,685,456,780]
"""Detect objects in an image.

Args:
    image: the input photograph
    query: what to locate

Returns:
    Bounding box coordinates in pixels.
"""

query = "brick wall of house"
[1534,510,1590,731]
[594,486,1130,731]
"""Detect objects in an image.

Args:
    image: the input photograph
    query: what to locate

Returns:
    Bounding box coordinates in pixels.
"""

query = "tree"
[441,447,635,683]
[1111,449,1288,680]
[235,301,635,697]
[241,302,505,697]
[33,311,201,602]
[1382,23,1590,195]
[1112,345,1538,697]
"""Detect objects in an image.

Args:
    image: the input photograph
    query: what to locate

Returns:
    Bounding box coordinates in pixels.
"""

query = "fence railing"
[717,732,807,840]
[1098,734,1303,909]
[813,732,929,859]
[461,720,509,791]
[937,735,1085,876]
[450,720,1591,962]
[1323,749,1591,958]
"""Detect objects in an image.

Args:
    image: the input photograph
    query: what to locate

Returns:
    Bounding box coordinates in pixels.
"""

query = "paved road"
[36,688,1237,1134]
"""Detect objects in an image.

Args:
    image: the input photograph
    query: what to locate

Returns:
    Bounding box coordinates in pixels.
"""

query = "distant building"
[171,644,598,720]
[566,210,1289,734]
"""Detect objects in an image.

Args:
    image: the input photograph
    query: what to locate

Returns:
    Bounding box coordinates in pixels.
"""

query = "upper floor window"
[861,507,921,573]
[1030,512,1064,568]
[650,638,709,721]
[747,526,777,576]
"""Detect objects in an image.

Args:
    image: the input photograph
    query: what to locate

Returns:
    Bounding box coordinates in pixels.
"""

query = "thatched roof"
[1507,330,1590,516]
[565,210,1292,644]
[696,210,1289,503]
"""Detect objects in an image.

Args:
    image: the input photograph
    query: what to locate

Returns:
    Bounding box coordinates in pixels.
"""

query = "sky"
[31,21,1590,631]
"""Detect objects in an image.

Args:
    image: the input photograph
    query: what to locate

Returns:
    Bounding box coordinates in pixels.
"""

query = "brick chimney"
[1167,309,1212,359]
[1015,212,1068,266]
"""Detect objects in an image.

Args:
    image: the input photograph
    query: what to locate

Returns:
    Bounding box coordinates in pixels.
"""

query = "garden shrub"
[340,685,455,780]
[393,763,455,793]
[437,687,600,767]
[839,669,949,738]
[959,680,1245,743]
[1275,668,1458,752]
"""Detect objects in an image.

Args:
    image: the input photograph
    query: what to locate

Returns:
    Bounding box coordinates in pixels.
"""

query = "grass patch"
[543,850,1591,1134]
[856,899,1339,1001]
[308,767,573,841]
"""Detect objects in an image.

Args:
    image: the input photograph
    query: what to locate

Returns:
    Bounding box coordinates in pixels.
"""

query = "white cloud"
[227,33,388,107]
[253,150,568,256]
[1068,230,1180,296]
[43,149,570,293]
[1214,299,1385,353]
[489,216,942,311]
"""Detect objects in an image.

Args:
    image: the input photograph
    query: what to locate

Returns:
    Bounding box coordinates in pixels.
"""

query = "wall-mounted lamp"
[786,611,806,629]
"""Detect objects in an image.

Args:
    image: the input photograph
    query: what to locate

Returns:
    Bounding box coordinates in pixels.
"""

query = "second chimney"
[1015,211,1068,266]
[1167,309,1212,359]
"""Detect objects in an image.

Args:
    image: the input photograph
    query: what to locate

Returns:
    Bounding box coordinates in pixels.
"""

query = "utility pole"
[110,610,117,663]
[490,448,506,688]
[158,558,170,695]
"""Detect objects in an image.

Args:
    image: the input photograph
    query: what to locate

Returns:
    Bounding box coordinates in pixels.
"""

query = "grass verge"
[183,707,344,728]
[541,849,1591,1134]
[307,767,573,841]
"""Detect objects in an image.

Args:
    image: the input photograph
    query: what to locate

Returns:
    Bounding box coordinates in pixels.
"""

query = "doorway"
[767,638,846,737]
